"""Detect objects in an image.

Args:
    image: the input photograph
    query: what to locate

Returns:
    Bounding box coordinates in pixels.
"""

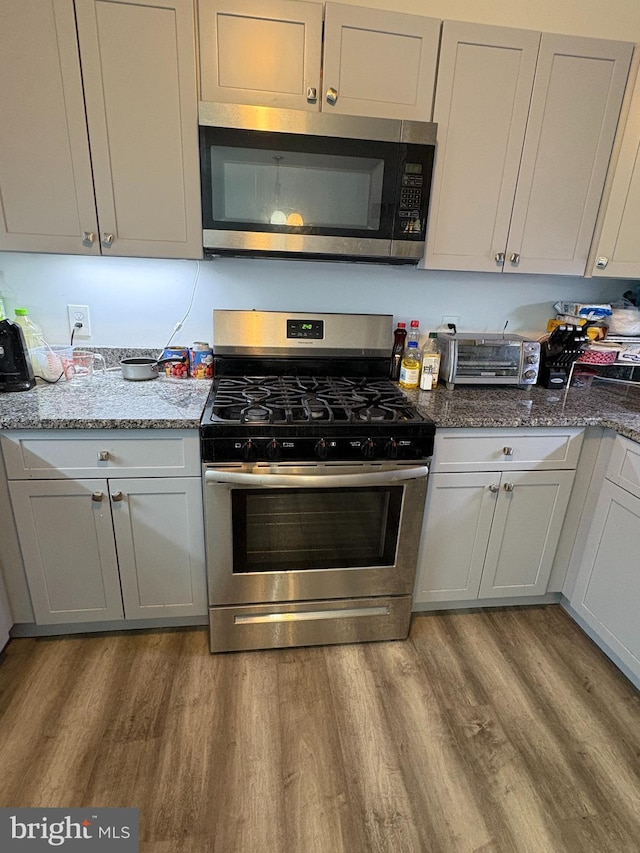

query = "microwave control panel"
[394,145,434,241]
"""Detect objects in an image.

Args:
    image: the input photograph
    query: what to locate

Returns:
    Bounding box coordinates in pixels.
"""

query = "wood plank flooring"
[0,605,638,852]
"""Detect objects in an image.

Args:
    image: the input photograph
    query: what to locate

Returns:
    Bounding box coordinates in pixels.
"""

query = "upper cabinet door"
[423,22,632,276]
[199,0,324,111]
[321,3,440,120]
[75,0,202,259]
[423,22,540,273]
[0,0,99,255]
[591,62,640,278]
[507,34,633,276]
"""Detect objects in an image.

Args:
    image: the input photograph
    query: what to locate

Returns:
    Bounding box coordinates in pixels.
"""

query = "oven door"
[203,461,429,606]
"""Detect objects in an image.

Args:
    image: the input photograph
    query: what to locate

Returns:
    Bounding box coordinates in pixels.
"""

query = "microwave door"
[199,126,422,260]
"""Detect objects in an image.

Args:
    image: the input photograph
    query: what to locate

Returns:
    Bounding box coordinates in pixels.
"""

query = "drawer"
[432,428,585,473]
[1,429,201,479]
[606,434,640,499]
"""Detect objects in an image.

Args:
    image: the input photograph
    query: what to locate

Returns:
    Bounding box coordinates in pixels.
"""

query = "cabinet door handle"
[91,491,104,502]
[495,252,505,266]
[111,491,124,502]
[98,450,110,461]
[83,231,95,247]
[488,484,500,493]
[503,446,514,456]
[102,232,114,248]
[503,482,514,492]
[306,86,317,102]
[326,87,338,105]
[509,253,520,265]
[595,256,609,269]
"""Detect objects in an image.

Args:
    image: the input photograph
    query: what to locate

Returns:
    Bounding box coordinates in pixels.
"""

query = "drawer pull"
[503,482,514,492]
[488,484,500,493]
[98,450,110,461]
[91,491,104,502]
[111,491,124,502]
[503,446,514,456]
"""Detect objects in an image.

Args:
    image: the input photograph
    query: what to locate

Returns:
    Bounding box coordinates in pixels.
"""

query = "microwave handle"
[205,466,428,489]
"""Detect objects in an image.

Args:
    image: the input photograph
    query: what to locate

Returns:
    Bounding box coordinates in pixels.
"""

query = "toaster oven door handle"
[205,466,429,488]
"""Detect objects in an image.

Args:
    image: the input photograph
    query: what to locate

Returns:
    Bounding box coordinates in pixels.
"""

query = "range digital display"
[287,319,324,339]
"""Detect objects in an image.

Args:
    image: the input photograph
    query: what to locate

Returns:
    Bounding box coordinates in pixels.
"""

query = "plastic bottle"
[420,332,441,390]
[0,292,6,321]
[13,307,45,372]
[399,340,421,389]
[389,321,407,380]
[407,319,420,347]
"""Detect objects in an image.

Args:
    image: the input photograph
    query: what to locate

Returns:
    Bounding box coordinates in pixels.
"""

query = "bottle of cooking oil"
[399,340,421,388]
[420,332,441,390]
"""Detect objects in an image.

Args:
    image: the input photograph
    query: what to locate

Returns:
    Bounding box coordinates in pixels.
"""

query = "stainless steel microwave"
[440,334,541,390]
[199,103,436,263]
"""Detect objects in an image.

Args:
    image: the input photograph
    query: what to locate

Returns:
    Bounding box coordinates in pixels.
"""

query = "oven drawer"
[209,595,412,652]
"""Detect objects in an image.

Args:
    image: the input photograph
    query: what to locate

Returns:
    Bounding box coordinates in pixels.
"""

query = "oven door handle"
[204,466,429,488]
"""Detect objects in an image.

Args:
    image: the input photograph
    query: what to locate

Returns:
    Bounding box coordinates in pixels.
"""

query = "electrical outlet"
[441,315,460,329]
[67,304,91,338]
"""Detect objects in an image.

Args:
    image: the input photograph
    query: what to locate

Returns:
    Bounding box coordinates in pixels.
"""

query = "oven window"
[456,342,521,377]
[231,486,402,572]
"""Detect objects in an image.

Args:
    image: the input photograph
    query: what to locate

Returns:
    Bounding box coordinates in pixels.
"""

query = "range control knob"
[314,438,329,459]
[361,437,376,459]
[385,438,399,459]
[523,369,537,379]
[526,355,538,364]
[241,439,258,461]
[265,439,281,460]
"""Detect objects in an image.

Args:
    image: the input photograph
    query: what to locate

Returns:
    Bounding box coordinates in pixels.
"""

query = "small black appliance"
[539,325,588,389]
[0,319,36,392]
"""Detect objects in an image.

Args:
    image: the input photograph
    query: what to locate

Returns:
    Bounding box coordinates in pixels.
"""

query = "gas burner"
[243,405,271,423]
[204,374,426,426]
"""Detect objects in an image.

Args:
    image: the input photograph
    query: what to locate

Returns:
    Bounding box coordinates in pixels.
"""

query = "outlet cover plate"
[67,304,91,338]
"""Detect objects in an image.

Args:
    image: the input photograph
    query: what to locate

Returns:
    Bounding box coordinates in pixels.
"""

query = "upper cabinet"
[590,62,640,278]
[423,21,633,276]
[0,0,202,259]
[198,0,441,121]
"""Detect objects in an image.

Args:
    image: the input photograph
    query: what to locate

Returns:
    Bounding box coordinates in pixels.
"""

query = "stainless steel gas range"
[200,310,436,653]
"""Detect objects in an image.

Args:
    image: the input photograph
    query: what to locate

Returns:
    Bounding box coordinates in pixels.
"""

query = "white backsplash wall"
[0,252,629,348]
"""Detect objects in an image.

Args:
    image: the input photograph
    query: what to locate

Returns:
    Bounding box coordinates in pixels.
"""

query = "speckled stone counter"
[402,381,640,443]
[3,358,640,438]
[0,370,210,429]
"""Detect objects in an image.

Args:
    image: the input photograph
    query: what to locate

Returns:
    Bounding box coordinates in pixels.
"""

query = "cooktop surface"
[203,375,424,425]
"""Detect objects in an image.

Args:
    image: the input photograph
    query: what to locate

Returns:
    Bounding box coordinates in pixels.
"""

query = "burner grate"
[207,376,422,425]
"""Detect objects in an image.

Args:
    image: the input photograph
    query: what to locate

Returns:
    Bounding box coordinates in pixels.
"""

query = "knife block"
[539,325,587,389]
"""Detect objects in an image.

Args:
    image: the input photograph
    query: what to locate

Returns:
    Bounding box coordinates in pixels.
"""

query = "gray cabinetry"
[198,0,440,120]
[415,428,584,606]
[424,21,633,275]
[568,435,640,687]
[0,0,201,259]
[1,430,206,629]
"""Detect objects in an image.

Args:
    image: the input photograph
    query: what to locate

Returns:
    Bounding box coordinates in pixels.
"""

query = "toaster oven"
[440,333,541,390]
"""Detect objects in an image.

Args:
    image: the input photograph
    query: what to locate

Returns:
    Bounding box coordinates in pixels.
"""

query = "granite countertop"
[403,381,640,443]
[2,350,640,439]
[0,370,210,430]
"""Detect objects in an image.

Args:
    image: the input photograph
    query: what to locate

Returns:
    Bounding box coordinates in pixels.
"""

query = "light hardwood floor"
[0,606,638,852]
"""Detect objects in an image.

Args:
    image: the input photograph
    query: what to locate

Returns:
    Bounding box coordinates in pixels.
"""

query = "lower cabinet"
[9,477,206,625]
[414,428,583,606]
[1,430,207,628]
[416,470,575,602]
[568,436,640,683]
